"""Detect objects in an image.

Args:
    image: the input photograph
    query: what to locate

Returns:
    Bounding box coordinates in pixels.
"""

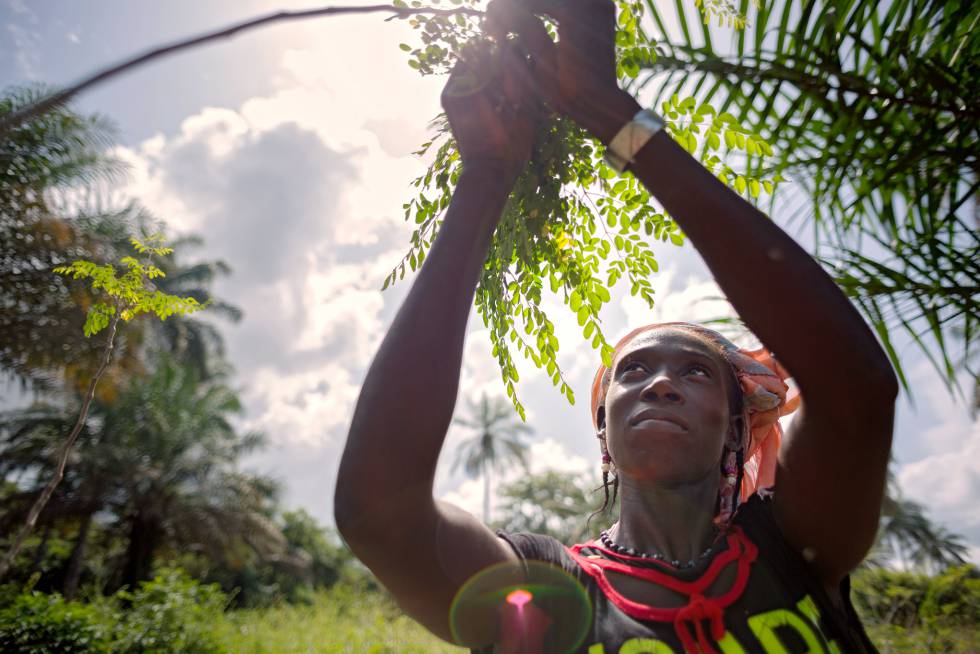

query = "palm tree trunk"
[119,510,160,590]
[63,510,94,600]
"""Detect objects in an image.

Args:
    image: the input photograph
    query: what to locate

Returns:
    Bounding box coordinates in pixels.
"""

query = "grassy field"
[210,584,977,654]
[213,585,466,654]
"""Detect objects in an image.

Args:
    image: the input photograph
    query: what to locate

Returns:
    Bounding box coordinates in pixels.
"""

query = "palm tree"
[0,85,125,391]
[0,356,286,594]
[0,400,112,597]
[452,393,532,523]
[868,471,969,574]
[101,355,283,590]
[638,0,979,399]
[1,87,241,391]
[494,470,597,544]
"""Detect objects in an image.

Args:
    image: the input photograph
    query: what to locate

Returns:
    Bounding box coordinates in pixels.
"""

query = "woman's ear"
[726,413,744,448]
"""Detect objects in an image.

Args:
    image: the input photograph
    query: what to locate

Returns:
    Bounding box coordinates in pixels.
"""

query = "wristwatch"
[603,109,667,173]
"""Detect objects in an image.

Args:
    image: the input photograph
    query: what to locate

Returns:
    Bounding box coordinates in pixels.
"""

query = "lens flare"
[450,560,591,653]
[506,588,533,608]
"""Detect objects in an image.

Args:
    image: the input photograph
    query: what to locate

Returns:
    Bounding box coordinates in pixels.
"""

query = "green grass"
[210,583,979,654]
[212,584,467,654]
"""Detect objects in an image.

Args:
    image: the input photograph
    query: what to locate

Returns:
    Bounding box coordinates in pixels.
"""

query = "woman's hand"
[486,0,639,143]
[442,42,543,182]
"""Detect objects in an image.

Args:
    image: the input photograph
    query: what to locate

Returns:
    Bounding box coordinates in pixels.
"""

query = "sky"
[2,0,977,563]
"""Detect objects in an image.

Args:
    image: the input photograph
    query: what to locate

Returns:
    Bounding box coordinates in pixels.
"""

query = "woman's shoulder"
[494,530,575,566]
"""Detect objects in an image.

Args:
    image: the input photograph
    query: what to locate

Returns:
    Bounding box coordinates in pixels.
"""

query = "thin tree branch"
[0,308,121,581]
[0,3,482,138]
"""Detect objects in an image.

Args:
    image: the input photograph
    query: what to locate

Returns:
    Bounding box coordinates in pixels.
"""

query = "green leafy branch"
[0,236,207,581]
[693,0,758,28]
[53,236,205,335]
[385,1,781,417]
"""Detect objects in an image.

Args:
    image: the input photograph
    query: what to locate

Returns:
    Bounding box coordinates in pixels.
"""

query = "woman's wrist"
[444,162,516,236]
[573,89,643,145]
[458,158,521,195]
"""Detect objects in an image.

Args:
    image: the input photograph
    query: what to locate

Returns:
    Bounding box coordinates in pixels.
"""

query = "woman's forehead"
[614,327,722,365]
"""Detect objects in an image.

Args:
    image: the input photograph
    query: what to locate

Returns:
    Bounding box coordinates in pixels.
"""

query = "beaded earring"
[717,447,739,523]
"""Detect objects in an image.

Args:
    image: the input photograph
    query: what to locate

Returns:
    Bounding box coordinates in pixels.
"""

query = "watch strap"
[604,109,666,173]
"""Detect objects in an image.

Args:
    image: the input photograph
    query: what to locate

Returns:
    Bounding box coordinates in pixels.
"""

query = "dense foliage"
[0,587,110,653]
[0,86,127,392]
[854,565,980,653]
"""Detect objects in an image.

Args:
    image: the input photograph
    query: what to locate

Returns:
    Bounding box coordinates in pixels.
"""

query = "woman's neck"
[609,473,721,563]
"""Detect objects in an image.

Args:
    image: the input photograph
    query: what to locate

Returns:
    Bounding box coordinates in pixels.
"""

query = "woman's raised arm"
[489,0,898,588]
[334,45,539,645]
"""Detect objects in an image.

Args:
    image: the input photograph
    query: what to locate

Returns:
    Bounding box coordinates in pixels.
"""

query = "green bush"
[106,568,228,654]
[0,588,110,654]
[920,565,980,625]
[852,565,980,630]
[0,569,231,654]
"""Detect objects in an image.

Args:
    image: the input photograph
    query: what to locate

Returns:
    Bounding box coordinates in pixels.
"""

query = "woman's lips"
[630,410,688,431]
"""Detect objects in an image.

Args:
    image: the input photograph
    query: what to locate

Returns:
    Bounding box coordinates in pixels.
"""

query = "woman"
[334,1,897,652]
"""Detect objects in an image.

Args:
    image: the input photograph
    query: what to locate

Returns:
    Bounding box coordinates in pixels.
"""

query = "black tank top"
[472,494,877,654]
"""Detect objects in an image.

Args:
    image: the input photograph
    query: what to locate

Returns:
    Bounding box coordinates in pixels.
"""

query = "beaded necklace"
[567,526,759,654]
[598,528,720,569]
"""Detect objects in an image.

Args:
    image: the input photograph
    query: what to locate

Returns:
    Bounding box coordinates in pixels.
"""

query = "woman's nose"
[641,374,683,403]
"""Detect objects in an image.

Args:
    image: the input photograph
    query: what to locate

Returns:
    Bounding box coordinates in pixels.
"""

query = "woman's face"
[601,327,734,487]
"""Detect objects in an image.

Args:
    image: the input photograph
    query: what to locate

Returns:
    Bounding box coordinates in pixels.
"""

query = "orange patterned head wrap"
[590,323,801,514]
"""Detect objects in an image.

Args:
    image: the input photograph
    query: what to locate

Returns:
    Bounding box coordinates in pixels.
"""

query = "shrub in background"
[0,585,110,654]
[852,565,980,629]
[853,565,980,653]
[105,568,228,654]
[0,569,228,654]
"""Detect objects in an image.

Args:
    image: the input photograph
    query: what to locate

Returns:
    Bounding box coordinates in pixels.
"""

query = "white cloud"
[896,364,980,561]
[244,363,360,446]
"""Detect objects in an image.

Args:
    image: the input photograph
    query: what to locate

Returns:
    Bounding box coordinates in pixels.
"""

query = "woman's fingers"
[487,0,555,57]
[496,42,553,122]
[442,40,544,136]
[487,0,561,108]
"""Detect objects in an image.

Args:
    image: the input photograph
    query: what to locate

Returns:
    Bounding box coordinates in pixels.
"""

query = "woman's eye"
[687,365,710,377]
[623,361,645,374]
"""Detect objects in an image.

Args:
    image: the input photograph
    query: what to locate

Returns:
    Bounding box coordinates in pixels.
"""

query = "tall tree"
[0,356,285,593]
[494,470,598,544]
[869,472,969,574]
[638,0,979,398]
[451,393,532,523]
